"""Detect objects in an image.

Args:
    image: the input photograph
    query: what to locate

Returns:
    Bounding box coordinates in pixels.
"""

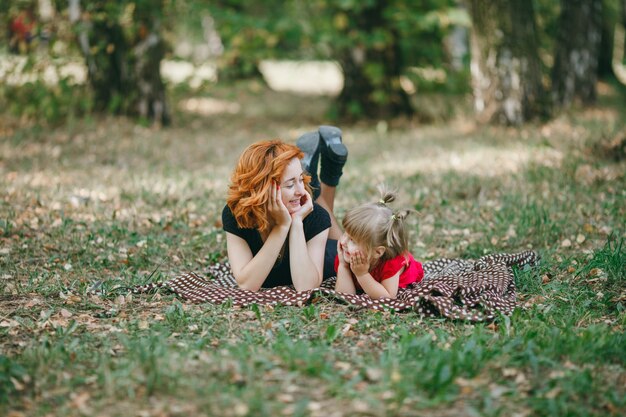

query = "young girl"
[334,190,424,299]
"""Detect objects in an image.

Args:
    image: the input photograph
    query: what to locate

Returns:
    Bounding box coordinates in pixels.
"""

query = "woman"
[222,126,347,292]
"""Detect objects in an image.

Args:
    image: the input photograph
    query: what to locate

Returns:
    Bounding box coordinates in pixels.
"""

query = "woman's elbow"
[235,275,261,292]
[294,276,322,292]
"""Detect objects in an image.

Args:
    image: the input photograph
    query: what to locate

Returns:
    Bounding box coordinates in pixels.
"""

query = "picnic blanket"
[133,251,539,321]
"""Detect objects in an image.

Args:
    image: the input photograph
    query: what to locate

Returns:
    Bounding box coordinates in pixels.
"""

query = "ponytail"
[385,209,410,259]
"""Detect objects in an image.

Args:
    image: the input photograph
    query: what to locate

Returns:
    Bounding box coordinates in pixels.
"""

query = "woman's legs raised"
[315,183,342,240]
[297,125,347,241]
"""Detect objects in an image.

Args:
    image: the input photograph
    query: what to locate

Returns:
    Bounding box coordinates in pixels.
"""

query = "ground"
[0,79,625,416]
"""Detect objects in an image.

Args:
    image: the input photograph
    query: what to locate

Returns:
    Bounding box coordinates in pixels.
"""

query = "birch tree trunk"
[551,0,603,107]
[613,0,626,85]
[468,0,548,125]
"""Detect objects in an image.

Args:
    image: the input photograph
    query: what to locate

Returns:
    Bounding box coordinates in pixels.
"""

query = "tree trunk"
[69,0,170,125]
[334,1,413,120]
[614,0,626,85]
[468,0,548,125]
[551,0,602,107]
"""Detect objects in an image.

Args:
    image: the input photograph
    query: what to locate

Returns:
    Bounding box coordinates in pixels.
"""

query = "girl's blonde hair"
[227,140,311,233]
[342,186,412,261]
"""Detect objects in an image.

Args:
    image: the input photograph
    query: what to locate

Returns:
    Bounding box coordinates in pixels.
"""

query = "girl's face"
[341,233,370,263]
[279,157,307,214]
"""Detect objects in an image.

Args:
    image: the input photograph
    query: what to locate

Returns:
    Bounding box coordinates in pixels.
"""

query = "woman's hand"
[349,250,370,277]
[290,190,313,222]
[268,183,291,228]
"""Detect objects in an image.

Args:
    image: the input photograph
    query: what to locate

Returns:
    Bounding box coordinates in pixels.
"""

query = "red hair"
[227,140,311,233]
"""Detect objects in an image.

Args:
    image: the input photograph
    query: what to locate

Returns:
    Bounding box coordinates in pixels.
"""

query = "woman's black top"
[222,203,332,287]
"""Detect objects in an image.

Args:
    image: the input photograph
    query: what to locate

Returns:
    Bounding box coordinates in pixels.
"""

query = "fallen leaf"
[365,367,383,382]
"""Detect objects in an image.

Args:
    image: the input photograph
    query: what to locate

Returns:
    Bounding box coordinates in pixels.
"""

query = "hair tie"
[379,199,386,205]
[391,214,397,221]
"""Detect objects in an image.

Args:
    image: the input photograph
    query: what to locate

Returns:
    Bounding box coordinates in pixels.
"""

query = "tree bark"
[334,1,413,120]
[551,0,603,107]
[614,0,626,85]
[468,0,548,125]
[69,0,170,125]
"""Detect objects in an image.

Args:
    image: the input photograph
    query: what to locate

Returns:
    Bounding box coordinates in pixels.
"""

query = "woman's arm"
[226,225,290,292]
[227,182,294,291]
[288,221,327,291]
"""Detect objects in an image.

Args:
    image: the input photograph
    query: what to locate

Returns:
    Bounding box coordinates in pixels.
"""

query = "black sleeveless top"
[222,203,331,287]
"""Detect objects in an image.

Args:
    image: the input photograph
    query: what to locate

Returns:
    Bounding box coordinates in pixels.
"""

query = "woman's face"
[279,157,307,214]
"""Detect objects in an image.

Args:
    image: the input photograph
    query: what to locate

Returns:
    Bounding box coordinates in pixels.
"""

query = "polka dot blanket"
[133,251,539,322]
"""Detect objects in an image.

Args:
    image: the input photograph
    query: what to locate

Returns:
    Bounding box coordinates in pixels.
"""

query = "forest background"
[1,1,625,416]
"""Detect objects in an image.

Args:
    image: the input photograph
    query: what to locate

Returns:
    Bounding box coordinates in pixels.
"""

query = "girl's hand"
[338,233,351,262]
[349,250,370,277]
[337,237,348,266]
[268,182,291,228]
[291,190,313,222]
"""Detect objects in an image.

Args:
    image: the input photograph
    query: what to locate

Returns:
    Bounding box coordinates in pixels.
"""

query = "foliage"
[202,0,468,117]
[203,1,305,79]
[0,56,93,125]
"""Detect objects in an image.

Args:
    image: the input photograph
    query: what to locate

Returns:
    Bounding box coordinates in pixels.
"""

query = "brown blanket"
[133,251,539,321]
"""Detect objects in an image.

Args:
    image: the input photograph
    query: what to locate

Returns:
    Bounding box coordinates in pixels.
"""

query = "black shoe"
[319,125,348,186]
[296,131,321,197]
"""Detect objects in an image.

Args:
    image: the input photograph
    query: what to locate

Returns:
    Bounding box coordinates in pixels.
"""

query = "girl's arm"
[226,224,290,292]
[335,264,357,293]
[335,238,357,294]
[350,251,403,299]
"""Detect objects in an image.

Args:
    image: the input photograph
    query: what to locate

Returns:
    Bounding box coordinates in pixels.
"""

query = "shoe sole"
[319,125,348,160]
[296,131,320,171]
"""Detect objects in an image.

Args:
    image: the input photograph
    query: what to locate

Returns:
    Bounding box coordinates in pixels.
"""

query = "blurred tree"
[468,0,548,124]
[69,0,170,124]
[325,0,412,120]
[205,0,461,120]
[206,0,303,80]
[551,0,603,107]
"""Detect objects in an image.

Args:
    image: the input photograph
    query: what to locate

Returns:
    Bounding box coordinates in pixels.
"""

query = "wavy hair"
[227,140,311,233]
[342,185,412,261]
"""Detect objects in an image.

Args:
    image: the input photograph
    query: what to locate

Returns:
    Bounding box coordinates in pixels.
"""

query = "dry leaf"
[365,367,383,382]
[0,319,19,328]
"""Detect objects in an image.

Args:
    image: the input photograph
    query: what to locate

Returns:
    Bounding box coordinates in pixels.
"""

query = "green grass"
[0,82,625,416]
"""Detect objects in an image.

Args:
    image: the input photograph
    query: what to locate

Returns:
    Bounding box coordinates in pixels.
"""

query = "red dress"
[334,253,424,290]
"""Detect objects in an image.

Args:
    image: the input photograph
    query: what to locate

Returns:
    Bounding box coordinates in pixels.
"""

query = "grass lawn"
[1,80,625,416]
